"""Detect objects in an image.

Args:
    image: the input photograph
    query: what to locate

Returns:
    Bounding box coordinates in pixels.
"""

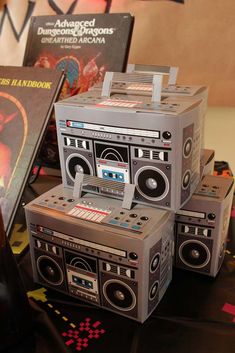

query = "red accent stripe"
[75,205,109,216]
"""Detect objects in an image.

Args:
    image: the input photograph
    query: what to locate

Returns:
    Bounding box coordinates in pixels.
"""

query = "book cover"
[0,66,64,235]
[23,13,134,98]
[23,13,134,167]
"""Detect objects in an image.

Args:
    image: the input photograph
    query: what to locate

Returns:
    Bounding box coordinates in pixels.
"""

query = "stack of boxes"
[25,66,234,322]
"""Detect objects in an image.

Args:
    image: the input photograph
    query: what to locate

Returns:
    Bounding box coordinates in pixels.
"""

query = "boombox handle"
[101,71,164,103]
[126,64,179,86]
[73,172,136,210]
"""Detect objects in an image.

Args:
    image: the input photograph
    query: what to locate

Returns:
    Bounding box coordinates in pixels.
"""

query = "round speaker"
[37,255,64,285]
[183,137,193,158]
[182,170,191,189]
[66,153,93,181]
[149,281,159,301]
[150,253,161,273]
[179,240,210,268]
[103,279,136,311]
[134,166,169,201]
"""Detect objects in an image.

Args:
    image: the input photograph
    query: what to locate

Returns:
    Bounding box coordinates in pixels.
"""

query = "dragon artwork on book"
[0,93,27,219]
[33,52,106,99]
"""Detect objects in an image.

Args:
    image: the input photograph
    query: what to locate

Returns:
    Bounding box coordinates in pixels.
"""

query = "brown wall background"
[1,0,235,106]
[111,0,235,106]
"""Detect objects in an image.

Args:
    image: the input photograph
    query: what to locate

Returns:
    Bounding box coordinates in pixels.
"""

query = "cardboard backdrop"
[0,0,235,106]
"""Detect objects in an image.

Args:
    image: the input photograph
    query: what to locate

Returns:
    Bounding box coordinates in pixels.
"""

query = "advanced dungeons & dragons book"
[23,13,134,96]
[23,13,134,167]
[0,66,64,235]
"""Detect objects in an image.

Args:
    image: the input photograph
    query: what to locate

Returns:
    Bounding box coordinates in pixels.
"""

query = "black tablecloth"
[5,174,235,353]
[14,249,235,353]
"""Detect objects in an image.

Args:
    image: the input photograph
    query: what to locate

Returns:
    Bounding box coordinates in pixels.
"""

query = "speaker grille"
[134,166,170,201]
[177,237,212,271]
[100,270,138,319]
[102,261,135,279]
[134,147,168,162]
[33,247,67,293]
[64,136,89,149]
[180,224,212,237]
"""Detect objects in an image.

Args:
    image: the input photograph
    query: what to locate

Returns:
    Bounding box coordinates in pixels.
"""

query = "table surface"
[16,248,235,353]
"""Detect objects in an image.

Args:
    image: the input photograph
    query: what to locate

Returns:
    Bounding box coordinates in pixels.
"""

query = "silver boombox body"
[55,72,203,212]
[175,175,234,277]
[25,184,174,323]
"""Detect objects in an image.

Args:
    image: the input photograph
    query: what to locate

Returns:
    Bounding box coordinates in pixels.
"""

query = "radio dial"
[129,252,138,260]
[208,213,216,221]
[140,216,149,221]
[129,213,138,218]
[162,131,171,140]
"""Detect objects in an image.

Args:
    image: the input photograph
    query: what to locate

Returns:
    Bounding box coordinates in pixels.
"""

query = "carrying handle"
[101,71,163,103]
[73,172,135,210]
[127,64,179,86]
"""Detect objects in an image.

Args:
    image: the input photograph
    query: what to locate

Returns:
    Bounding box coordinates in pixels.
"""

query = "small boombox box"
[25,184,174,323]
[54,71,203,212]
[175,174,234,277]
